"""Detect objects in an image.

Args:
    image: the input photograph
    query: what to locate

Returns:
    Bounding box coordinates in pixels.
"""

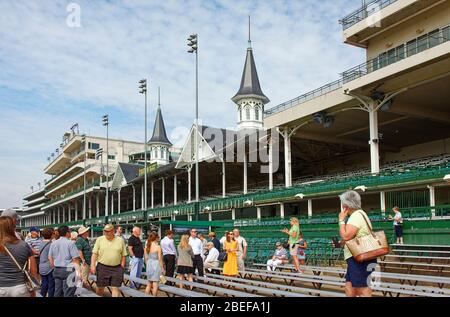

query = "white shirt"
[393,212,403,226]
[219,236,226,245]
[234,236,248,255]
[189,237,203,256]
[160,236,176,256]
[205,247,219,264]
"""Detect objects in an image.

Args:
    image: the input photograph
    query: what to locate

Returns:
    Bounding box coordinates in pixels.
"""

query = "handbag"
[218,251,228,262]
[3,245,41,292]
[345,211,390,263]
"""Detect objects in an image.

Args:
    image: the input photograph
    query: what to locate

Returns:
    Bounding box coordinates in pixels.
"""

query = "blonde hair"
[178,234,190,249]
[290,217,299,225]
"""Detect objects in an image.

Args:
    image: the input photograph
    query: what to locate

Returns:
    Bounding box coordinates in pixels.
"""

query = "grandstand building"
[20,0,450,262]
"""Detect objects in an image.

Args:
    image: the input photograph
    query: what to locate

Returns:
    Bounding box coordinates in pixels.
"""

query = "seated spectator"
[203,242,219,273]
[266,242,287,271]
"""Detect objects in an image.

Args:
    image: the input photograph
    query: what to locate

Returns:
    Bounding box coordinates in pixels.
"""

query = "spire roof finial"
[248,15,252,49]
[158,86,161,108]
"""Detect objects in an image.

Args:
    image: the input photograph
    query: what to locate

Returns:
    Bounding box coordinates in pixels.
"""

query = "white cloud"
[0,0,365,207]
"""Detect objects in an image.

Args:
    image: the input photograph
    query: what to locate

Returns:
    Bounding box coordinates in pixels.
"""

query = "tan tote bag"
[345,211,390,263]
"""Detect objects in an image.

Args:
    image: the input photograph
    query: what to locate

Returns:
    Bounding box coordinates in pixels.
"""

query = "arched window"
[161,148,164,159]
[239,107,242,122]
[245,107,251,120]
[255,107,260,121]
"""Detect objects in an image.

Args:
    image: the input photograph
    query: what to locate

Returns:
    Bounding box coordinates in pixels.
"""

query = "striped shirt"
[25,237,43,256]
[273,248,287,259]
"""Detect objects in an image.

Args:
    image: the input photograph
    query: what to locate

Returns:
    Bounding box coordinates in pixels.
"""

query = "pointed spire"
[149,87,172,146]
[231,17,269,104]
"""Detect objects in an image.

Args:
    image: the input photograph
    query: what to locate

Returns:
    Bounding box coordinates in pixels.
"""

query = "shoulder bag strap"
[357,211,375,236]
[3,244,28,271]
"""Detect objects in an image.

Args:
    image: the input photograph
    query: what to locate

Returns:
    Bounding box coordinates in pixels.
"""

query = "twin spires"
[232,16,270,131]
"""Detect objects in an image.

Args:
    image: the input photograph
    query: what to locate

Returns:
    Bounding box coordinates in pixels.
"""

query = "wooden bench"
[163,276,261,297]
[118,286,153,297]
[240,268,448,297]
[204,273,345,297]
[75,287,101,297]
[194,275,311,297]
[379,260,450,274]
[253,263,346,277]
[123,274,210,297]
[393,249,450,256]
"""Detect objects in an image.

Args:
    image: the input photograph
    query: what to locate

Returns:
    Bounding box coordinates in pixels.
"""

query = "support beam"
[308,199,313,219]
[280,203,285,219]
[336,116,409,138]
[162,178,165,207]
[390,103,450,125]
[231,208,236,220]
[174,175,178,205]
[368,102,380,174]
[256,207,261,220]
[243,153,248,194]
[132,185,136,211]
[283,129,292,188]
[187,168,192,204]
[222,160,226,198]
[269,140,273,190]
[75,200,78,221]
[429,185,436,218]
[96,194,100,218]
[89,194,92,219]
[141,185,144,210]
[111,192,114,215]
[118,189,121,214]
[151,181,154,209]
[380,191,386,217]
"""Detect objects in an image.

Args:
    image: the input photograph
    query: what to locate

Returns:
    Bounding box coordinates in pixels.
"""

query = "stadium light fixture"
[203,206,212,212]
[354,185,367,192]
[295,193,305,199]
[244,200,253,206]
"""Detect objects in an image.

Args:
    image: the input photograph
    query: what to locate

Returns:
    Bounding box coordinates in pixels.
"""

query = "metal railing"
[264,79,343,116]
[342,25,450,83]
[340,0,397,31]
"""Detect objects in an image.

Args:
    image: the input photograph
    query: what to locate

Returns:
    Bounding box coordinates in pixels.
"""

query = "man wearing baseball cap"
[90,224,127,297]
[25,226,43,273]
[75,226,92,288]
[1,208,22,239]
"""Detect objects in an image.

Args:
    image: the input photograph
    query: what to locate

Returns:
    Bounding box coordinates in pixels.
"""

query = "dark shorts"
[345,257,377,288]
[394,225,403,238]
[96,263,124,288]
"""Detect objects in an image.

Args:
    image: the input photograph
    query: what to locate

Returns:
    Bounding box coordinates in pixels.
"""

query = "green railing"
[340,0,397,30]
[342,25,450,83]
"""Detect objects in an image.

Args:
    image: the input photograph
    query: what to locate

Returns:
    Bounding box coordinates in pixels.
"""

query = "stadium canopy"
[160,220,234,228]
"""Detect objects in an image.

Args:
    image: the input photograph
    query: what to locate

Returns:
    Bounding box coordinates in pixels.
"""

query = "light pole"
[81,134,87,220]
[139,79,148,211]
[102,115,109,216]
[187,33,199,220]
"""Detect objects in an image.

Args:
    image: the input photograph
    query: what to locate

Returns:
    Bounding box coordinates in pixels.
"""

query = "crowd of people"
[0,191,404,298]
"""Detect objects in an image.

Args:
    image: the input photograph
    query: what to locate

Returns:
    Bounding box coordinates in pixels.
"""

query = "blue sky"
[0,0,364,207]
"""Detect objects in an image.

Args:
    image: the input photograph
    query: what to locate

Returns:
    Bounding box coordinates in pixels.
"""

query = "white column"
[208,212,212,222]
[429,185,436,218]
[88,195,92,219]
[222,160,226,198]
[231,208,236,220]
[162,178,165,207]
[187,168,192,203]
[151,181,154,209]
[257,207,261,220]
[243,153,248,194]
[284,130,292,188]
[132,185,136,211]
[173,175,178,205]
[188,214,192,221]
[280,203,285,219]
[111,192,114,215]
[269,140,273,190]
[58,206,61,224]
[308,199,313,219]
[75,201,78,221]
[170,216,173,231]
[118,189,121,214]
[141,185,144,210]
[96,194,100,218]
[369,104,380,174]
[65,204,69,222]
[380,191,386,217]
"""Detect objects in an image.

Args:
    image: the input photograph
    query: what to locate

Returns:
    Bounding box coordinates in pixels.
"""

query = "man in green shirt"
[90,224,127,297]
[75,226,92,288]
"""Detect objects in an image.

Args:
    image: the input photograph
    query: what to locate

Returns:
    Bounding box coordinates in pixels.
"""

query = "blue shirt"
[48,237,80,268]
